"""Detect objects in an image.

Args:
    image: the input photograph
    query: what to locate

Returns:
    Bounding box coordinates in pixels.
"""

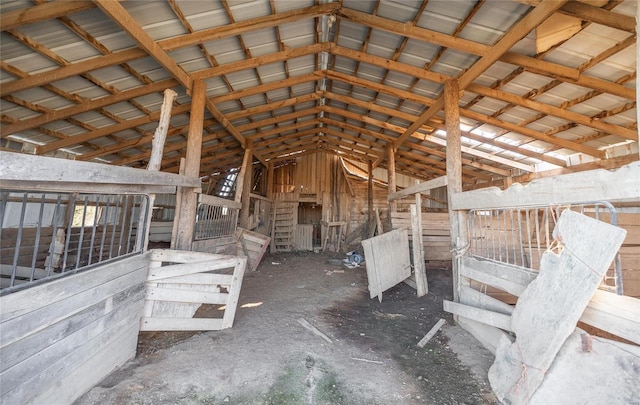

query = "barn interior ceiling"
[0,0,637,186]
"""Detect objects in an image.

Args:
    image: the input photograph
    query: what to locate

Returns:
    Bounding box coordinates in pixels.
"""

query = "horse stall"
[0,153,252,403]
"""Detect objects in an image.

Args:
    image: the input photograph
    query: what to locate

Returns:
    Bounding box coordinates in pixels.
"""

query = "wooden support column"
[142,88,177,251]
[387,143,397,214]
[367,160,374,226]
[238,141,254,229]
[175,80,206,250]
[266,162,274,200]
[444,79,466,303]
[411,180,428,297]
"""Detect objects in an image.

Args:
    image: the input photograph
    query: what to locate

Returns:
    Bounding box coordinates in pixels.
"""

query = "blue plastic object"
[349,253,363,265]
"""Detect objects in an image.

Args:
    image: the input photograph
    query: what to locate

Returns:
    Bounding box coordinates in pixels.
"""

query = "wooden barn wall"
[349,179,391,231]
[273,152,351,225]
[0,253,149,404]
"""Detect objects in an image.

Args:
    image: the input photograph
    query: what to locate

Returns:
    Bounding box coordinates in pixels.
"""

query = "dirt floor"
[75,251,497,405]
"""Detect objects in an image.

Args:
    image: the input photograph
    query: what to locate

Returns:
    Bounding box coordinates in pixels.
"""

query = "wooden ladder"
[270,201,297,253]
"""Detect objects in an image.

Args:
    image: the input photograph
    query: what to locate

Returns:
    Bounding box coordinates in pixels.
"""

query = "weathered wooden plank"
[457,316,513,356]
[199,193,241,209]
[1,264,147,348]
[0,152,200,189]
[140,317,223,331]
[460,257,533,297]
[0,288,143,397]
[580,290,640,345]
[361,228,412,301]
[489,210,627,404]
[417,318,446,348]
[147,257,239,281]
[0,253,149,323]
[462,256,640,345]
[459,285,514,315]
[28,323,139,405]
[221,257,247,329]
[1,300,142,404]
[452,162,640,210]
[411,203,428,297]
[460,264,535,296]
[443,300,513,332]
[150,249,233,263]
[148,272,233,286]
[1,283,144,373]
[387,176,447,201]
[146,286,228,305]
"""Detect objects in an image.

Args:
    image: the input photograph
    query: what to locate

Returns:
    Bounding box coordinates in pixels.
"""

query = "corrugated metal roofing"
[0,0,637,184]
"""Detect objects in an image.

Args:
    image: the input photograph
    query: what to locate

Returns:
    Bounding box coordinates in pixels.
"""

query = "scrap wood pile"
[452,210,640,404]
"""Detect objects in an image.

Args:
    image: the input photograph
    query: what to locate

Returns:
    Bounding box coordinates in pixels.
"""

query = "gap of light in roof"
[434,127,570,172]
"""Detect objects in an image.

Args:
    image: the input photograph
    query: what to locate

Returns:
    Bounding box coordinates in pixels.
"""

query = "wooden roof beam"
[94,0,192,91]
[393,1,567,150]
[466,83,637,142]
[159,3,340,51]
[401,140,512,177]
[236,108,320,133]
[1,1,95,31]
[106,126,228,166]
[37,103,192,154]
[460,109,606,159]
[322,127,386,152]
[2,79,178,137]
[248,120,319,142]
[263,134,320,156]
[254,127,320,149]
[193,43,330,80]
[318,116,397,144]
[0,48,146,97]
[226,93,321,122]
[210,72,320,104]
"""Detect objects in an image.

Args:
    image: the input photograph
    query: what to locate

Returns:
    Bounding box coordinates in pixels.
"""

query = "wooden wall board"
[0,254,148,404]
[452,162,640,210]
[460,255,640,345]
[361,228,411,302]
[0,151,200,189]
[31,322,140,405]
[391,212,452,262]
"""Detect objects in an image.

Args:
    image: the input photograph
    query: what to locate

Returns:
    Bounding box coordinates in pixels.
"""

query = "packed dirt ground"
[76,251,497,404]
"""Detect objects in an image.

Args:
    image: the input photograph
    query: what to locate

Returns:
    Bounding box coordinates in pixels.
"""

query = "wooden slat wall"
[0,253,149,404]
[593,212,640,297]
[274,152,352,228]
[391,212,452,262]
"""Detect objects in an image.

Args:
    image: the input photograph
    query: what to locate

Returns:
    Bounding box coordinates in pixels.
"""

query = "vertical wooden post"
[503,175,513,190]
[367,159,374,227]
[387,143,397,215]
[175,80,206,250]
[266,162,274,200]
[412,180,428,297]
[147,90,178,171]
[444,79,466,303]
[142,88,177,251]
[170,158,186,250]
[239,141,254,229]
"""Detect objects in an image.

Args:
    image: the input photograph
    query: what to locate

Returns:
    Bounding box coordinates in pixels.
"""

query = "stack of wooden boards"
[390,211,451,264]
[444,210,640,404]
